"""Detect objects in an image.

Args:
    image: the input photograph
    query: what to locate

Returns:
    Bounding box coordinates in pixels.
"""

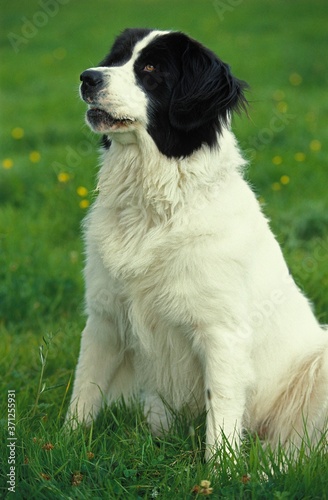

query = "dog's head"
[80,28,247,157]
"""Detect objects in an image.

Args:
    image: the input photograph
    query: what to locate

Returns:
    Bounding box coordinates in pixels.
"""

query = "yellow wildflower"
[2,158,14,169]
[276,101,288,113]
[272,182,281,191]
[272,155,282,165]
[11,127,24,139]
[29,151,41,163]
[294,152,306,162]
[289,73,302,86]
[77,186,88,197]
[309,139,321,152]
[58,172,70,183]
[79,199,90,209]
[280,175,290,185]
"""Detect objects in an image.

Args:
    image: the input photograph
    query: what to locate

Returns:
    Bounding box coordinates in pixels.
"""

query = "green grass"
[1,0,328,497]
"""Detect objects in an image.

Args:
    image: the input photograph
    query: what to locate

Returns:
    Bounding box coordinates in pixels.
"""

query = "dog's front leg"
[195,326,253,461]
[66,314,125,427]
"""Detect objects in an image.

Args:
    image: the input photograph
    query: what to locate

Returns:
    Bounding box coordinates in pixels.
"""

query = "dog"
[67,28,328,460]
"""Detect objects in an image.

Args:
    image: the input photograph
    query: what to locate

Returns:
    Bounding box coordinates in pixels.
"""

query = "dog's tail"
[259,345,328,451]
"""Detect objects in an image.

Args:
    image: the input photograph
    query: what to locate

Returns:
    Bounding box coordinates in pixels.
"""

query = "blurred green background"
[1,0,328,358]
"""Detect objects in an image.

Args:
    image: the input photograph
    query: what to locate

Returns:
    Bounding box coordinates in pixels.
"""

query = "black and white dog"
[67,28,328,460]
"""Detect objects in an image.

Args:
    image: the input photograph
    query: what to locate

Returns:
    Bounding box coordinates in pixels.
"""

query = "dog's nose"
[80,70,104,88]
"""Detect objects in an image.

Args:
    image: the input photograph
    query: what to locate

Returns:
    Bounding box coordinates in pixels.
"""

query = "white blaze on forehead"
[130,30,171,63]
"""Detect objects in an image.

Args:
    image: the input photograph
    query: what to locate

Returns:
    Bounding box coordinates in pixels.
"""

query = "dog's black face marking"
[134,32,248,157]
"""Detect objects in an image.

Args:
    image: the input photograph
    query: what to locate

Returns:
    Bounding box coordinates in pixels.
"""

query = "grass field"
[1,0,328,498]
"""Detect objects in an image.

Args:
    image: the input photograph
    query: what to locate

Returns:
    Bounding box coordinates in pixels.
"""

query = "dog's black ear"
[169,40,248,132]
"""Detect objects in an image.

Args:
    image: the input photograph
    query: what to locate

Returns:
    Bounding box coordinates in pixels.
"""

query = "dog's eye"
[143,64,156,72]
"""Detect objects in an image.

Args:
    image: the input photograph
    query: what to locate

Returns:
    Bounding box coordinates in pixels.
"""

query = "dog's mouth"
[86,107,136,132]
